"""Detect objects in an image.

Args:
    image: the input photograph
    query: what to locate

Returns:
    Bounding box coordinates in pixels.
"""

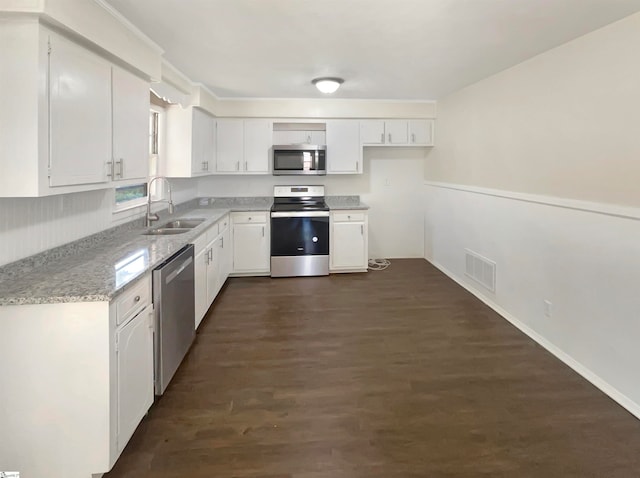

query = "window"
[115,183,148,205]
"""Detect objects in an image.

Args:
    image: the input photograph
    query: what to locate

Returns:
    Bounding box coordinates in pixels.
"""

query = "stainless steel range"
[270,185,330,277]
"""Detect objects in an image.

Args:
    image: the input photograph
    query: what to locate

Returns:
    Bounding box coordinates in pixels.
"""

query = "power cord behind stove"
[368,258,391,271]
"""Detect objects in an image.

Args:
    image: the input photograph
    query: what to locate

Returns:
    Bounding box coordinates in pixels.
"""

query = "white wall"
[425,12,640,208]
[199,148,426,259]
[424,12,640,416]
[0,178,198,267]
[424,185,640,416]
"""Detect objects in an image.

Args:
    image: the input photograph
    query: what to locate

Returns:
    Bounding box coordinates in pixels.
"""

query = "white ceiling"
[105,0,640,100]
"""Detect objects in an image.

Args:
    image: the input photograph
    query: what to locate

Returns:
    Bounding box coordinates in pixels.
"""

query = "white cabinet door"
[244,119,271,173]
[360,120,385,144]
[116,307,153,454]
[330,211,368,272]
[385,120,408,144]
[326,120,361,174]
[194,246,209,329]
[49,31,111,187]
[331,222,367,270]
[191,109,215,176]
[409,119,434,146]
[220,225,232,281]
[233,223,270,273]
[206,238,219,305]
[216,119,243,172]
[111,67,149,181]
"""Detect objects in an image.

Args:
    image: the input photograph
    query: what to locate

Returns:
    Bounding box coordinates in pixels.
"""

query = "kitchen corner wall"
[424,12,640,417]
[0,178,198,267]
[198,147,426,259]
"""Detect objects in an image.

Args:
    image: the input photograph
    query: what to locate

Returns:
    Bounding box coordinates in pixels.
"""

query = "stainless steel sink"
[141,217,206,236]
[142,228,192,235]
[159,218,205,229]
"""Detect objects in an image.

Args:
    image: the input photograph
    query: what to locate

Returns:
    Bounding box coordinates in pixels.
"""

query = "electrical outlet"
[384,178,391,186]
[543,300,552,318]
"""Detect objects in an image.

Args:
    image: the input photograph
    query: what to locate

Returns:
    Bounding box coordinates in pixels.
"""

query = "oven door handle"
[271,211,330,218]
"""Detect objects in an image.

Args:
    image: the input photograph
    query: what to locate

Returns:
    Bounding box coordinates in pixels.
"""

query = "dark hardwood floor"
[105,259,640,477]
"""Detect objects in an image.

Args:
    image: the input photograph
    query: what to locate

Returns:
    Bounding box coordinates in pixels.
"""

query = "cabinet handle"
[347,215,351,220]
[244,161,248,171]
[361,225,364,235]
[220,237,224,248]
[134,295,140,302]
[356,161,358,172]
[117,159,124,178]
[106,160,114,178]
[208,249,213,262]
[388,133,392,143]
[307,135,311,143]
[411,133,416,143]
[236,161,240,171]
[380,133,384,143]
[202,161,207,171]
[262,226,265,237]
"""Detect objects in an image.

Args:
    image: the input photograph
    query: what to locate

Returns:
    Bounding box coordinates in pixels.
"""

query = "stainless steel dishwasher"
[153,244,195,395]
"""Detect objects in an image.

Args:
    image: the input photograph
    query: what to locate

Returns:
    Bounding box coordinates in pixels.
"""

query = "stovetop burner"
[271,186,328,212]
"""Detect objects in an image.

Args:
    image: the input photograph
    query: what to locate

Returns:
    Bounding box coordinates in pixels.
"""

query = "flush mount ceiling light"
[312,77,344,94]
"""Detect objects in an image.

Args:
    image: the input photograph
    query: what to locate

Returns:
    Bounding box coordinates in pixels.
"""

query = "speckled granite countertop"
[325,196,369,210]
[0,197,272,306]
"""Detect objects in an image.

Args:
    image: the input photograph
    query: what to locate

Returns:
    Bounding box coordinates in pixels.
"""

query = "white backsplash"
[0,178,198,267]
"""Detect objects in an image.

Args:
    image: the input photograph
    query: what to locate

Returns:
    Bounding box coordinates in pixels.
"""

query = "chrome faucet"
[146,176,175,227]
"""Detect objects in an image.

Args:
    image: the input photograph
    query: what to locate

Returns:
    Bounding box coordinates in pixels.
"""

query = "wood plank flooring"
[105,259,640,477]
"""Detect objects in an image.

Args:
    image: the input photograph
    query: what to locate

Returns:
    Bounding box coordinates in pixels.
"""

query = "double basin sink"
[142,218,206,235]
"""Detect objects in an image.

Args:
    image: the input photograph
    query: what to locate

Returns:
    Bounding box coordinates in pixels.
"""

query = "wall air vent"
[464,249,496,293]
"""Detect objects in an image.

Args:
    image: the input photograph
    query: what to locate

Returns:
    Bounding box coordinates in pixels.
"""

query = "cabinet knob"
[134,295,140,302]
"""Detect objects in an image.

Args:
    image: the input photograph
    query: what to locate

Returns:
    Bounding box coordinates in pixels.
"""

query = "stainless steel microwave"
[273,145,326,175]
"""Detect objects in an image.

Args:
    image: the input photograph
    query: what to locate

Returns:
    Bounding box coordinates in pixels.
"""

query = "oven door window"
[271,216,329,256]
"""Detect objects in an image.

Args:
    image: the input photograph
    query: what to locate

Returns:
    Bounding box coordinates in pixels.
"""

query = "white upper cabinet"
[359,120,386,144]
[111,66,150,181]
[216,119,271,174]
[273,129,326,145]
[326,120,361,174]
[216,119,244,172]
[244,119,272,173]
[191,108,216,175]
[165,106,216,177]
[0,22,152,197]
[409,119,434,146]
[360,119,434,146]
[385,120,408,144]
[49,30,112,187]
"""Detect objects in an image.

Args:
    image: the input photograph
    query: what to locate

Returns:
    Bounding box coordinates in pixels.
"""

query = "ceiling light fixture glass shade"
[312,77,344,94]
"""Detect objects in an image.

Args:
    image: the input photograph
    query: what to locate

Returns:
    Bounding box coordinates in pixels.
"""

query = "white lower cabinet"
[193,214,232,329]
[115,304,153,454]
[231,212,270,274]
[111,274,153,459]
[330,210,369,273]
[0,274,155,477]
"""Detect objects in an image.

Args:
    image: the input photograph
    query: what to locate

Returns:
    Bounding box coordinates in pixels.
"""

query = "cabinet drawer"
[217,214,230,233]
[207,214,231,241]
[232,211,267,224]
[116,276,151,326]
[192,230,210,254]
[332,211,366,222]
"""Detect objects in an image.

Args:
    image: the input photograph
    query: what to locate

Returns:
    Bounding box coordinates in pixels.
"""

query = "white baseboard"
[425,257,640,421]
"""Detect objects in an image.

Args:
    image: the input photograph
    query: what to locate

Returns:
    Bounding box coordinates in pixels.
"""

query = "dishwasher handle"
[165,256,193,284]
